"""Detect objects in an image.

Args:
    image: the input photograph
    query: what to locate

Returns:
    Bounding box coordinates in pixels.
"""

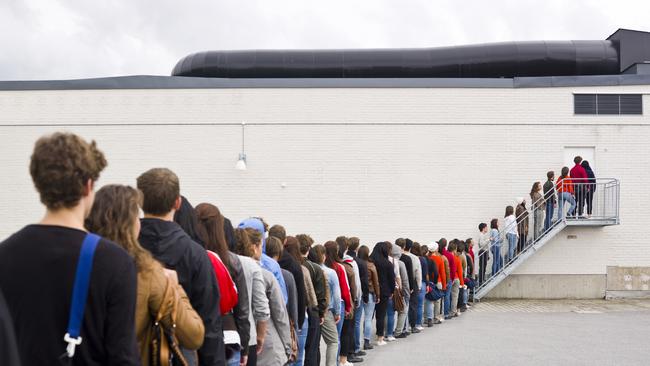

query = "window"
[573,94,643,115]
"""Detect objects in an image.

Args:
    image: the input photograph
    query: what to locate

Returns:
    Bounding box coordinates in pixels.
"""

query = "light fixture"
[235,122,247,170]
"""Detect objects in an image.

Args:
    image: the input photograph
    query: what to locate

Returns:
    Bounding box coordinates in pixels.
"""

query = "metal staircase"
[474,178,620,300]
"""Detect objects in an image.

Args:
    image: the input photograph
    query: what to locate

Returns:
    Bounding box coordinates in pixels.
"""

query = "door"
[563,146,595,170]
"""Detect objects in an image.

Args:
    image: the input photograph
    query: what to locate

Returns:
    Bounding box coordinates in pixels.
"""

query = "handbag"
[392,284,406,312]
[59,234,101,366]
[464,277,476,290]
[151,277,189,366]
[424,282,444,301]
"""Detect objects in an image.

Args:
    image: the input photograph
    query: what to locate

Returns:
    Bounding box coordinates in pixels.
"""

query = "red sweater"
[570,164,588,181]
[442,248,456,282]
[332,262,352,313]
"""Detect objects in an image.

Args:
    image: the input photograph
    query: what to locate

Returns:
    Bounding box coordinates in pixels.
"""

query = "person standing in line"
[359,245,380,349]
[557,167,577,219]
[296,234,329,366]
[346,237,369,359]
[87,185,205,365]
[438,238,454,320]
[323,241,355,366]
[412,242,428,330]
[240,229,293,366]
[490,219,503,275]
[515,198,529,252]
[195,203,251,366]
[426,242,445,325]
[0,133,140,366]
[310,245,340,366]
[385,242,400,342]
[370,242,395,347]
[543,171,557,231]
[449,240,466,318]
[394,241,412,338]
[570,156,589,218]
[581,160,597,217]
[477,223,490,285]
[266,237,298,352]
[403,239,422,334]
[530,182,545,240]
[336,237,363,364]
[138,168,224,366]
[455,240,468,313]
[232,228,271,366]
[504,206,518,263]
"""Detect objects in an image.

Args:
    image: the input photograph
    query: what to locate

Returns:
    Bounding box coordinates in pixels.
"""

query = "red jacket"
[332,262,352,313]
[570,164,588,182]
[442,248,456,282]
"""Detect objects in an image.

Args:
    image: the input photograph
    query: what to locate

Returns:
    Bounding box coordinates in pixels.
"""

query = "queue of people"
[0,132,598,366]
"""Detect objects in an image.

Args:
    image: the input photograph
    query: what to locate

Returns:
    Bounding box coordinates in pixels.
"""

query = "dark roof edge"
[1,74,650,91]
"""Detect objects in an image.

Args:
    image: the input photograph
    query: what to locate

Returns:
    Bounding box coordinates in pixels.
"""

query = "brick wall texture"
[0,84,648,275]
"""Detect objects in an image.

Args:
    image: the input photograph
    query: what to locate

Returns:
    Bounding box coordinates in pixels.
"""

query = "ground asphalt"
[320,299,650,366]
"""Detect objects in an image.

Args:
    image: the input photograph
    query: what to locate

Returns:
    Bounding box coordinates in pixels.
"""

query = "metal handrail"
[474,178,620,295]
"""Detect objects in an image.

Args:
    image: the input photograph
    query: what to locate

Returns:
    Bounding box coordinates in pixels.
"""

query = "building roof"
[1,74,650,91]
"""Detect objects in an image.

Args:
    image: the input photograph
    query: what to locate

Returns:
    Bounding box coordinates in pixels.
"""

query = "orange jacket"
[429,254,446,290]
[557,176,574,194]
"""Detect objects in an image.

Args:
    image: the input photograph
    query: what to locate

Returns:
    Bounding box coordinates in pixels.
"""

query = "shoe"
[342,362,354,366]
[355,351,367,356]
[460,306,467,312]
[376,339,387,346]
[364,339,374,350]
[386,336,396,342]
[411,327,421,333]
[395,333,407,339]
[416,325,425,331]
[426,318,433,327]
[466,303,472,308]
[444,315,452,320]
[348,355,363,363]
[434,318,442,324]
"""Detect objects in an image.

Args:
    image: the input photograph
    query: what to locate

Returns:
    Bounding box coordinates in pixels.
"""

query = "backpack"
[424,281,445,301]
[206,251,238,315]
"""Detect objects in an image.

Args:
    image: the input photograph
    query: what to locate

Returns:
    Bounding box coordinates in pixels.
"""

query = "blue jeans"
[424,298,434,320]
[491,244,502,275]
[291,313,308,366]
[386,297,395,336]
[444,280,452,317]
[506,233,517,262]
[416,281,426,326]
[353,302,364,352]
[363,293,376,341]
[558,192,576,219]
[544,200,555,230]
[227,350,240,366]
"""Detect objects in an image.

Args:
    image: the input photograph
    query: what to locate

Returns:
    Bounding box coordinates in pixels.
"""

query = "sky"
[0,0,648,80]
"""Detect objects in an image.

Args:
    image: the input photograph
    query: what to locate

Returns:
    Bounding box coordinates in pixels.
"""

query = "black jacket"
[348,250,370,303]
[400,254,416,293]
[375,258,396,300]
[303,259,329,318]
[278,250,308,327]
[139,218,225,366]
[227,252,250,356]
[426,257,439,284]
[0,288,20,366]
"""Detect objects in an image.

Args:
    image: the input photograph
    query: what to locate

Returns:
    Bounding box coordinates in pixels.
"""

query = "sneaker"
[434,318,442,324]
[395,333,407,339]
[411,327,421,333]
[386,336,396,342]
[376,340,387,346]
[342,362,354,366]
[444,315,452,320]
[355,351,367,356]
[416,325,425,331]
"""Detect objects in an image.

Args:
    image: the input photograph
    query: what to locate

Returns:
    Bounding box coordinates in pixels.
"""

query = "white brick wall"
[0,85,648,276]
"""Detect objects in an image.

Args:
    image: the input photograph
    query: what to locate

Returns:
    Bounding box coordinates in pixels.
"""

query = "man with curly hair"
[0,132,140,365]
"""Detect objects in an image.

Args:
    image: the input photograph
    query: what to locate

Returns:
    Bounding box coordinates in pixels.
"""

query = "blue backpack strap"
[63,233,101,358]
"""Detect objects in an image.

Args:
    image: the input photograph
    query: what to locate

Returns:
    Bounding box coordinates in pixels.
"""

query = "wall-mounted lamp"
[235,122,247,170]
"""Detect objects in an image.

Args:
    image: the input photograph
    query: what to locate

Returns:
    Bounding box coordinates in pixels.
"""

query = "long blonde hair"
[86,184,154,271]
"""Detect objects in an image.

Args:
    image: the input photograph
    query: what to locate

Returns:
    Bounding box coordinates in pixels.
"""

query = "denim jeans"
[444,280,452,317]
[227,350,240,366]
[291,313,308,366]
[386,297,395,336]
[491,244,502,275]
[424,298,434,320]
[416,281,426,326]
[558,192,576,219]
[353,302,364,352]
[336,301,344,361]
[363,293,376,341]
[506,233,517,262]
[544,200,555,230]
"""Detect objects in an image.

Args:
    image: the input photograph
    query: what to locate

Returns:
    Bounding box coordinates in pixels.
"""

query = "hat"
[429,241,439,252]
[239,217,266,252]
[435,238,447,246]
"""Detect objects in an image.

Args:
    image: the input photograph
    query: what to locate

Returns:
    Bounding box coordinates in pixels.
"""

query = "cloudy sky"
[0,0,648,80]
